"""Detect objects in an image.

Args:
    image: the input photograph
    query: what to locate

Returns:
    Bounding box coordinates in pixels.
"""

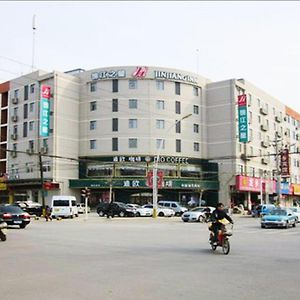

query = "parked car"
[97,202,136,217]
[181,206,215,222]
[252,204,276,217]
[126,204,152,217]
[142,204,175,217]
[51,196,79,218]
[0,205,31,229]
[77,203,91,214]
[158,201,188,216]
[14,201,43,217]
[288,207,300,222]
[261,208,297,228]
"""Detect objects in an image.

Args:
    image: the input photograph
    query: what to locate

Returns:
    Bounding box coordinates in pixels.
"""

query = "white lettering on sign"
[154,156,189,164]
[154,71,198,84]
[91,70,126,80]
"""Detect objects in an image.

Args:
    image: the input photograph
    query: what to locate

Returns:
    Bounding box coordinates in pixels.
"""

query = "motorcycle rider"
[210,203,233,245]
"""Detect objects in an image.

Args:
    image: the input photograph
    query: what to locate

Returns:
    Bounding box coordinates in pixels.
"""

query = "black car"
[14,201,43,217]
[0,205,31,228]
[97,202,136,217]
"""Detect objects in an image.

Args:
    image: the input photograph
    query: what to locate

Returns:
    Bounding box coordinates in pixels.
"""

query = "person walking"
[45,205,52,221]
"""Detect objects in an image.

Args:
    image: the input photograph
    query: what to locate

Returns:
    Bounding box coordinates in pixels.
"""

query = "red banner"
[147,170,164,188]
[280,149,290,177]
[237,94,247,106]
[236,175,276,193]
[41,85,51,99]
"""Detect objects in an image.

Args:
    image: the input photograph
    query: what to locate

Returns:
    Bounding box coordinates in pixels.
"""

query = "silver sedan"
[181,207,215,223]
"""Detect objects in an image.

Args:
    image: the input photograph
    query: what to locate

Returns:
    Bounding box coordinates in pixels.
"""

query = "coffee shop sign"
[113,156,189,164]
[91,70,126,80]
[154,71,197,84]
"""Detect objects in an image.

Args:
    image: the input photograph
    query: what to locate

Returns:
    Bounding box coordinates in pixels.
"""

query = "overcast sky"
[1,1,300,111]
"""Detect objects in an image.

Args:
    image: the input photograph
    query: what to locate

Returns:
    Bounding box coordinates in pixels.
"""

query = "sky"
[1,1,300,111]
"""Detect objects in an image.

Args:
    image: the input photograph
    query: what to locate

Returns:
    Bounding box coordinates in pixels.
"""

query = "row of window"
[89,118,200,133]
[89,138,200,152]
[12,102,35,116]
[90,79,200,96]
[90,99,199,115]
[13,84,35,101]
[12,139,48,152]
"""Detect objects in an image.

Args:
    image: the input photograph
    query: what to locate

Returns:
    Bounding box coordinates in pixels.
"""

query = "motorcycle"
[0,219,7,241]
[208,218,233,255]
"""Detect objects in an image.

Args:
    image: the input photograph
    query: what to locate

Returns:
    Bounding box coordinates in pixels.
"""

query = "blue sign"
[39,98,50,137]
[238,106,248,143]
[280,182,290,195]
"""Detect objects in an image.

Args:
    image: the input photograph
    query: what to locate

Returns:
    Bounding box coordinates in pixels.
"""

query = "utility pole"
[275,132,281,206]
[38,152,46,217]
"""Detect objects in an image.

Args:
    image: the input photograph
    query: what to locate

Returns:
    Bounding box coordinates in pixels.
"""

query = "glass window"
[112,99,118,112]
[87,164,113,177]
[257,98,260,107]
[193,105,199,114]
[90,101,97,111]
[13,125,18,134]
[157,164,176,177]
[175,101,181,114]
[90,82,97,92]
[29,102,34,112]
[258,115,261,123]
[156,119,165,129]
[14,89,19,98]
[175,120,181,133]
[129,99,138,109]
[112,118,118,131]
[175,82,180,95]
[13,107,18,116]
[24,85,29,100]
[156,139,165,150]
[29,121,34,131]
[112,138,118,151]
[30,84,35,94]
[13,143,17,151]
[194,142,200,151]
[249,111,252,123]
[112,79,118,93]
[117,164,146,176]
[90,140,96,150]
[43,139,48,148]
[24,103,28,119]
[29,140,34,150]
[156,80,164,90]
[156,100,165,110]
[129,79,138,89]
[23,122,28,138]
[193,87,199,96]
[176,139,181,152]
[129,138,137,148]
[129,119,137,129]
[90,120,96,130]
[180,165,202,178]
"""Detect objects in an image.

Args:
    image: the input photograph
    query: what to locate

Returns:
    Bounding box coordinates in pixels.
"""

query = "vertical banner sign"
[280,149,290,177]
[237,94,248,143]
[40,85,51,137]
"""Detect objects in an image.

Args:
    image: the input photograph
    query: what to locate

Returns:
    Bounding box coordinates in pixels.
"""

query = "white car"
[126,204,152,217]
[288,207,300,222]
[181,206,215,222]
[142,204,175,217]
[77,203,91,214]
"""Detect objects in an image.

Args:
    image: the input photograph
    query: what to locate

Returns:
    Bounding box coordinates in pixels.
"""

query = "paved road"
[1,214,300,300]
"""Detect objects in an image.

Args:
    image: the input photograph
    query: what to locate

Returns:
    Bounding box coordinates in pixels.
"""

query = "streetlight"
[152,113,192,218]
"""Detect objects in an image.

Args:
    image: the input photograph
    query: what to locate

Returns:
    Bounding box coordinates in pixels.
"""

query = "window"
[175,82,181,95]
[156,139,165,150]
[273,107,276,115]
[175,101,181,114]
[112,99,118,112]
[13,107,18,116]
[43,139,48,148]
[112,118,118,131]
[193,105,199,114]
[29,140,34,150]
[30,84,35,94]
[90,82,97,92]
[24,103,28,119]
[29,102,34,113]
[129,79,138,89]
[175,121,181,133]
[156,100,165,110]
[176,139,181,152]
[193,124,199,133]
[112,138,118,151]
[90,101,97,111]
[90,120,96,130]
[23,122,28,138]
[258,115,261,123]
[248,94,252,106]
[112,79,118,93]
[13,125,18,134]
[249,129,253,141]
[129,138,137,148]
[249,111,252,123]
[90,140,96,150]
[29,121,34,131]
[194,142,199,151]
[129,119,137,129]
[193,87,199,96]
[24,85,29,100]
[156,80,164,90]
[13,143,17,152]
[257,98,261,107]
[14,89,19,98]
[156,119,165,129]
[129,99,138,109]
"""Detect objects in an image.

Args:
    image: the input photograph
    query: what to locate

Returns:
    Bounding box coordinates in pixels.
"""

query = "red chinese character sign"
[132,66,148,78]
[147,170,164,188]
[280,149,290,177]
[41,85,51,99]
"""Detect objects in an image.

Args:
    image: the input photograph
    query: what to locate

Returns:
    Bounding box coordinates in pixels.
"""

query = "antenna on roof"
[31,14,36,72]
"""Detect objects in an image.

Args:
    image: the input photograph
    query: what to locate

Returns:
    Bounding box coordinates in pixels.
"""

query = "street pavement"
[1,214,300,300]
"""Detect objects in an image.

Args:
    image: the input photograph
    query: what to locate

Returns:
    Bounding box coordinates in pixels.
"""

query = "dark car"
[14,201,43,217]
[0,205,31,228]
[97,202,136,217]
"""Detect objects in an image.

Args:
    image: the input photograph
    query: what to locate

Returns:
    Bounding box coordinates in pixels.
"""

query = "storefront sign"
[91,70,126,80]
[293,184,300,195]
[133,66,148,78]
[154,71,197,84]
[39,85,51,137]
[281,182,292,195]
[237,94,248,143]
[112,156,189,164]
[236,175,276,193]
[280,149,290,177]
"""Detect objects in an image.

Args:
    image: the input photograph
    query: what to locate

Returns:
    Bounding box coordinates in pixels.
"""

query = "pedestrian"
[45,205,52,221]
[106,202,114,219]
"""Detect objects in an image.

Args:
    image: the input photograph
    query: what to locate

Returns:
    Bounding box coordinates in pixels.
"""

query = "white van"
[51,196,79,218]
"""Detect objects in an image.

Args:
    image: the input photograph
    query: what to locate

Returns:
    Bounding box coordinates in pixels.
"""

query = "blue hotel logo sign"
[237,94,248,143]
[39,85,51,137]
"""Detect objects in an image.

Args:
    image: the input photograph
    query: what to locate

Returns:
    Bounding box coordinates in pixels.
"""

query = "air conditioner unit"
[11,133,18,140]
[261,140,269,148]
[40,147,48,154]
[261,158,269,165]
[11,115,18,122]
[26,148,34,155]
[275,115,282,123]
[276,131,282,138]
[11,151,17,158]
[260,124,268,131]
[260,107,268,115]
[240,154,251,161]
[12,98,19,105]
